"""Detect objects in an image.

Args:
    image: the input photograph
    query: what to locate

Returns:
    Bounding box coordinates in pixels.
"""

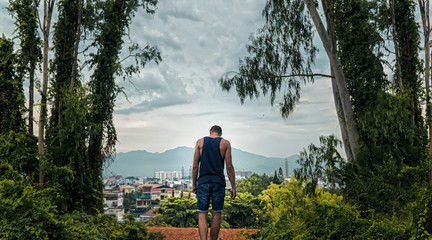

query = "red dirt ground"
[147,227,259,240]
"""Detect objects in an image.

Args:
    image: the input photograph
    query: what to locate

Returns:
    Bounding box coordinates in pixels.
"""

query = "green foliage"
[341,94,429,213]
[253,178,408,239]
[272,169,284,185]
[85,0,162,213]
[331,0,386,107]
[0,130,38,182]
[0,35,38,182]
[395,0,422,98]
[0,178,164,240]
[0,0,166,238]
[45,86,94,213]
[47,0,82,158]
[123,192,136,213]
[150,192,260,229]
[328,0,428,215]
[151,197,198,227]
[0,35,25,133]
[219,0,317,118]
[294,135,344,195]
[38,0,162,214]
[236,173,273,196]
[57,213,164,240]
[0,179,65,239]
[222,192,260,228]
[7,0,41,86]
[409,186,432,239]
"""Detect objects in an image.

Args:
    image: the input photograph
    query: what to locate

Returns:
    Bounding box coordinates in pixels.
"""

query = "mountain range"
[104,146,300,178]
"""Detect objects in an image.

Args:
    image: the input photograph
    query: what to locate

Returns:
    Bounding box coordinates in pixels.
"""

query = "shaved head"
[210,125,222,135]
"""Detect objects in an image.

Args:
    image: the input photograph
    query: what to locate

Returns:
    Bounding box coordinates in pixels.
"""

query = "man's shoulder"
[220,138,231,146]
[196,138,204,146]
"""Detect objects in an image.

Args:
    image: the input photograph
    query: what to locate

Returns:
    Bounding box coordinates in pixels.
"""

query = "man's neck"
[209,133,221,138]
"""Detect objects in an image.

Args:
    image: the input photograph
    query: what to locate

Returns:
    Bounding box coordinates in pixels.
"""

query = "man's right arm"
[192,138,202,194]
[223,140,236,200]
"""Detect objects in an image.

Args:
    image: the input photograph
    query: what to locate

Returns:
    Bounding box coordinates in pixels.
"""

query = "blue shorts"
[197,183,225,213]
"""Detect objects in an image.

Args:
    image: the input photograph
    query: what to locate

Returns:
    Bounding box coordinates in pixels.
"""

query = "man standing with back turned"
[192,125,236,240]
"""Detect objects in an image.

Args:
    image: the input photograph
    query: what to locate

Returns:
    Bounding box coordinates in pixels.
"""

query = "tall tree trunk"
[305,0,359,161]
[70,0,83,92]
[331,70,354,161]
[419,0,432,184]
[321,0,354,161]
[29,45,35,135]
[390,0,404,92]
[419,0,432,154]
[38,0,55,184]
[28,0,38,136]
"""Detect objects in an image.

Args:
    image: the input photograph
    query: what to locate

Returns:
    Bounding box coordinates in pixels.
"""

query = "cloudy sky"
[0,0,341,158]
[113,0,340,158]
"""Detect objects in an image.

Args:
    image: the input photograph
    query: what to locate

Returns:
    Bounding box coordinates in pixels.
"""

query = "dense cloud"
[0,0,341,158]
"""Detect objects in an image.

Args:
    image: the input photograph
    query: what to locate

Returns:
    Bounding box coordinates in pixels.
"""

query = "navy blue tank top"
[198,137,226,187]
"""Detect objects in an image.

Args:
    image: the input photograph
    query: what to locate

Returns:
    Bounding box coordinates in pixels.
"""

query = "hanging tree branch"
[222,71,354,82]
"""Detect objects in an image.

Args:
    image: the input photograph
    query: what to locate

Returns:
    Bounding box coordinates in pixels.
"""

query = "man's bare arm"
[192,138,202,194]
[224,140,236,200]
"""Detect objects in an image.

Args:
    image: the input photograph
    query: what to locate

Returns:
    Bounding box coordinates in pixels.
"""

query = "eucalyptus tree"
[37,0,55,184]
[219,0,360,161]
[305,0,360,161]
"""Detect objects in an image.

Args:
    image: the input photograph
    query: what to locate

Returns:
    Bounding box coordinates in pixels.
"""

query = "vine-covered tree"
[0,36,24,133]
[328,0,429,212]
[0,36,39,182]
[3,0,162,215]
[84,0,161,213]
[7,0,41,136]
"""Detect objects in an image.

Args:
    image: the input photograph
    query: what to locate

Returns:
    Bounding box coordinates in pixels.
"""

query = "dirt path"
[147,227,258,240]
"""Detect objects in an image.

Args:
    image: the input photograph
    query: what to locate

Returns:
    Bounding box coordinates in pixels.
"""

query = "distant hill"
[103,146,300,178]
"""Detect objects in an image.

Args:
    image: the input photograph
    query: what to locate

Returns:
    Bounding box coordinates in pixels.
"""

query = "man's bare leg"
[210,212,221,240]
[198,212,208,240]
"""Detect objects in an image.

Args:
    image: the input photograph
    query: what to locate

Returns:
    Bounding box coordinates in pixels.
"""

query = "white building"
[154,171,182,181]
